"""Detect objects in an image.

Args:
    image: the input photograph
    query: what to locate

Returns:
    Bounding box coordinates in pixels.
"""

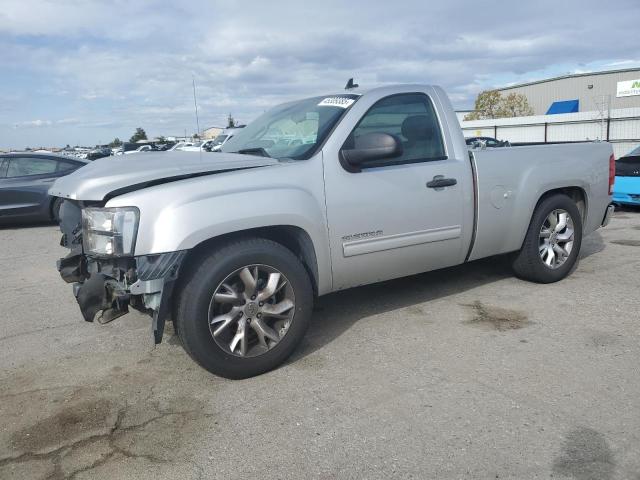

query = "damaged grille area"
[56,199,185,342]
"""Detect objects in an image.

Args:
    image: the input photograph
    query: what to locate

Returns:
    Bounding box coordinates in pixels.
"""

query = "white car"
[124,145,154,155]
[210,127,245,151]
[180,140,217,152]
[167,142,194,151]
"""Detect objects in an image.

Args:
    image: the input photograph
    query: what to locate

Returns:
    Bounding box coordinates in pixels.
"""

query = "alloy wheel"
[208,264,295,357]
[538,209,575,269]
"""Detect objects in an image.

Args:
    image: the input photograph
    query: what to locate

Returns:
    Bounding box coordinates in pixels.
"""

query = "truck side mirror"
[340,132,403,173]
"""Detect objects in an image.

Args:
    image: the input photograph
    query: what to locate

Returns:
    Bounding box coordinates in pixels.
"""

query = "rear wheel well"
[537,187,587,222]
[180,226,320,296]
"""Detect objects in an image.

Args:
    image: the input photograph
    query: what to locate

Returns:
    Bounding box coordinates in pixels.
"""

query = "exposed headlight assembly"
[82,207,139,257]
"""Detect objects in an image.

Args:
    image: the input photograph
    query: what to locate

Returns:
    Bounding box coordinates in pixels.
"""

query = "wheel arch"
[180,225,321,297]
[534,186,588,223]
[514,186,587,253]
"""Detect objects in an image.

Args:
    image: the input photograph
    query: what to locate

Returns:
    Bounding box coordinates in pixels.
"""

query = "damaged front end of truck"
[56,200,185,343]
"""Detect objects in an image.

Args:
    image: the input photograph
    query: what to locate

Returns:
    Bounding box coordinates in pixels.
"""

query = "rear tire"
[512,194,583,283]
[174,238,313,379]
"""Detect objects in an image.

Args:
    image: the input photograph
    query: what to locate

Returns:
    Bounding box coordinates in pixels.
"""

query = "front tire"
[512,194,583,283]
[174,238,313,379]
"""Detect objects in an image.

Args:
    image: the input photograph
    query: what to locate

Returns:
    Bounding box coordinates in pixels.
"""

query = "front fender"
[106,165,332,294]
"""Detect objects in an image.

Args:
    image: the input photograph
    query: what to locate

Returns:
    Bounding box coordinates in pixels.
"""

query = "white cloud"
[14,119,53,128]
[0,0,639,147]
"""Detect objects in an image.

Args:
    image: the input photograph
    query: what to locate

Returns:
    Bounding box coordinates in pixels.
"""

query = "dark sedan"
[465,136,511,148]
[0,153,88,224]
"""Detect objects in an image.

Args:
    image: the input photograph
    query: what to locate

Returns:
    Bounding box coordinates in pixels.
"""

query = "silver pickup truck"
[51,84,615,378]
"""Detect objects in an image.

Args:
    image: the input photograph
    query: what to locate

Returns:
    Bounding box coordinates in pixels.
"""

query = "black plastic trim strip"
[464,150,479,263]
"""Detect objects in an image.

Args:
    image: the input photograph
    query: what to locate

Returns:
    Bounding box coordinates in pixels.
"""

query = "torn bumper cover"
[57,250,186,344]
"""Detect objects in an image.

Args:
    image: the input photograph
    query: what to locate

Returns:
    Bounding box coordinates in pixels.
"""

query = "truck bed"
[468,142,612,261]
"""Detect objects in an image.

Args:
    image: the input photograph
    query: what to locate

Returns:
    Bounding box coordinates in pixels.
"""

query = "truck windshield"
[222,94,360,160]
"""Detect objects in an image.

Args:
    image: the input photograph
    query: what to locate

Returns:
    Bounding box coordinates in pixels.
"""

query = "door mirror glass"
[340,132,402,172]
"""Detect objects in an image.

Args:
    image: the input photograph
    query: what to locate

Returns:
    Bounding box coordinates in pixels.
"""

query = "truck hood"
[49,151,279,201]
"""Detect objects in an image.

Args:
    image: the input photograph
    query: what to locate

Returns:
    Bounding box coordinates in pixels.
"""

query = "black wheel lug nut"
[259,302,264,307]
[251,295,256,300]
[247,318,251,324]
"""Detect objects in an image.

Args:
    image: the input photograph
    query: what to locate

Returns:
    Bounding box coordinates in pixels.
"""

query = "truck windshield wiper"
[233,148,271,158]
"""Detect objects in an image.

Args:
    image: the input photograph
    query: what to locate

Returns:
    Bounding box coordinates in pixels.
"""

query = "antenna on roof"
[344,78,359,90]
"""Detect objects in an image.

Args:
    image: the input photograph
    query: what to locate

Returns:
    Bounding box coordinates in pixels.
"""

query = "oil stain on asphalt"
[611,239,640,246]
[462,301,531,331]
[0,356,215,480]
[10,399,113,453]
[552,427,615,480]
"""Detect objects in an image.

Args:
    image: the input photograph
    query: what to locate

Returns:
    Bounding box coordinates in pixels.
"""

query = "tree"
[109,138,123,147]
[497,92,534,117]
[465,90,533,120]
[226,113,237,128]
[129,128,147,143]
[464,90,503,120]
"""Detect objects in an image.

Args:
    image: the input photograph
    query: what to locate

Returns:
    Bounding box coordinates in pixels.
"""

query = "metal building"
[496,68,640,115]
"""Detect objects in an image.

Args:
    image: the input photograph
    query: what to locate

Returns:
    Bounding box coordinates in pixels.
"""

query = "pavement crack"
[0,385,81,401]
[0,401,208,478]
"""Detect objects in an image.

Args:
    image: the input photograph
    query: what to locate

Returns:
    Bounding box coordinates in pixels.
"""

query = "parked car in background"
[209,126,245,152]
[167,141,194,151]
[181,139,217,152]
[155,143,175,151]
[613,145,640,206]
[51,84,614,378]
[87,147,112,160]
[179,142,200,152]
[0,153,87,223]
[124,145,154,155]
[465,136,511,148]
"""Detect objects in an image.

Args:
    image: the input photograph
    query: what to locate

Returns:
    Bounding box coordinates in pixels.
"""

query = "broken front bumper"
[56,199,186,344]
[57,250,186,344]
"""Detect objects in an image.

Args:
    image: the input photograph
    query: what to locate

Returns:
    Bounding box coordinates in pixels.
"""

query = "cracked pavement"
[1,210,640,479]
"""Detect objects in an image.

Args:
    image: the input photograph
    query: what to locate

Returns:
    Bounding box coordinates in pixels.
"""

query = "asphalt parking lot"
[1,210,639,480]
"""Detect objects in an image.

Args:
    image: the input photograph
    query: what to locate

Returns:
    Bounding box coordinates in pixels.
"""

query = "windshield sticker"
[318,97,355,108]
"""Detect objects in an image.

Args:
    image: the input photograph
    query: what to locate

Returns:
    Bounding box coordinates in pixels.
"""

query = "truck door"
[322,91,471,290]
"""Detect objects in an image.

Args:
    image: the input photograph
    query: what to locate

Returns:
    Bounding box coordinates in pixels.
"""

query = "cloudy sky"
[1,0,638,148]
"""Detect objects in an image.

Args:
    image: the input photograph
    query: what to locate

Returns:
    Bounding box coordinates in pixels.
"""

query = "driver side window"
[346,93,446,167]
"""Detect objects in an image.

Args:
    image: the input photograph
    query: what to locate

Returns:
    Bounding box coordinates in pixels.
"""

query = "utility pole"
[594,94,611,141]
[192,74,200,138]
